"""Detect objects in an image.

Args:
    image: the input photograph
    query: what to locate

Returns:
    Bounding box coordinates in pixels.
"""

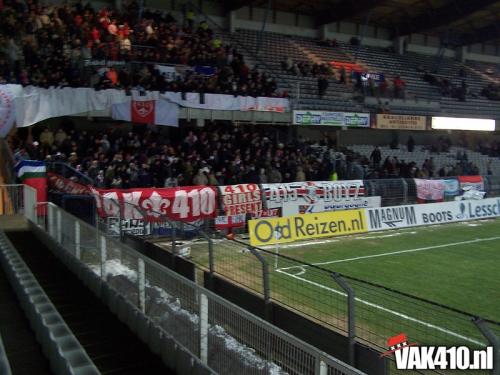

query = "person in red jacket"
[393,76,406,99]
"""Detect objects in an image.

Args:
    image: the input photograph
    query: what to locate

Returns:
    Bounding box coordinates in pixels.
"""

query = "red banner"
[131,100,155,124]
[219,184,262,215]
[48,172,90,195]
[91,186,217,222]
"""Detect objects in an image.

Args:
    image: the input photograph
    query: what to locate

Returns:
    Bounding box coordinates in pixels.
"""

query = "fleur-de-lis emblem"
[141,191,170,218]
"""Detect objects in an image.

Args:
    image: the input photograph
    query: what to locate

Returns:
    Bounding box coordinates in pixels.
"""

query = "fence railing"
[0,333,11,375]
[113,200,500,374]
[185,229,500,374]
[35,201,364,375]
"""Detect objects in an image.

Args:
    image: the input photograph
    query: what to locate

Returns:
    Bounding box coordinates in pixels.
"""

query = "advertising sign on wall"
[375,114,427,131]
[293,111,370,127]
[299,196,381,214]
[366,198,500,232]
[248,209,367,246]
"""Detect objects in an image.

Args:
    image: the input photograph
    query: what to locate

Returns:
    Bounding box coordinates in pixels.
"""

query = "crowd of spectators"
[482,83,500,101]
[422,71,468,101]
[0,0,282,97]
[12,122,358,189]
[280,56,406,100]
[11,120,490,189]
[367,144,482,180]
[476,139,500,157]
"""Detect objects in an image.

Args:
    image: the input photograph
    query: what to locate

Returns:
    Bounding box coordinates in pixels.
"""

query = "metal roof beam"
[395,0,499,36]
[316,0,387,26]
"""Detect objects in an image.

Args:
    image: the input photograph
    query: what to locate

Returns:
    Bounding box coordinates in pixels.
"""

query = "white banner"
[155,65,180,81]
[262,180,365,216]
[0,85,290,128]
[0,85,22,137]
[106,217,150,236]
[298,196,381,215]
[366,198,500,231]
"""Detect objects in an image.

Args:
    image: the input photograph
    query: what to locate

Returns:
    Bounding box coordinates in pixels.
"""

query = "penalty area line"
[275,268,485,346]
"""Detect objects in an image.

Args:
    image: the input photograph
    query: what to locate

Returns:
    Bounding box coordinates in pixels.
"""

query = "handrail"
[46,162,95,186]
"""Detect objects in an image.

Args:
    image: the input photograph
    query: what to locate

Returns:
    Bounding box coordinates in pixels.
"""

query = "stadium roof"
[224,0,500,45]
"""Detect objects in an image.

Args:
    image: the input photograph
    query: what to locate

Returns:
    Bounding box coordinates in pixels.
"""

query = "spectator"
[193,167,209,185]
[407,136,415,152]
[338,65,346,84]
[393,76,406,99]
[370,146,382,168]
[39,128,54,149]
[295,166,306,182]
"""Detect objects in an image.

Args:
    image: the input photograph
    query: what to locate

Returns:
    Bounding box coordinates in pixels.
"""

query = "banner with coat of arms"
[111,98,179,126]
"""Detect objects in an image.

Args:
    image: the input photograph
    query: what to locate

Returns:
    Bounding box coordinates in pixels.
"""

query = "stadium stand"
[0,1,282,97]
[229,29,500,118]
[2,1,500,374]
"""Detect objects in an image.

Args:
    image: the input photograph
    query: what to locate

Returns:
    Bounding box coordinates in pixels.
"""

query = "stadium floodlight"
[431,117,495,131]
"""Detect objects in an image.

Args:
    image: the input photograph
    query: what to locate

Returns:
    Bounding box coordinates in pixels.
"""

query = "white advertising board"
[366,198,500,231]
[284,196,381,216]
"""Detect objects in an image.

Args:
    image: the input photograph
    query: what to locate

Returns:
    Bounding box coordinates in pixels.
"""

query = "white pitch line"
[275,269,485,346]
[278,236,500,271]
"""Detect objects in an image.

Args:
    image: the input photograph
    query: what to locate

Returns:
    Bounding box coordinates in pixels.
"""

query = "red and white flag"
[111,99,179,126]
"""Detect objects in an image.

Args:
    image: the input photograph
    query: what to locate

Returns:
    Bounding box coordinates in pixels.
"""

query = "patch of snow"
[210,325,284,374]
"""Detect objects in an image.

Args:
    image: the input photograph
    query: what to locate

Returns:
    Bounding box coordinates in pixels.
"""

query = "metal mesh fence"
[39,203,363,375]
[34,172,500,375]
[186,235,500,375]
[364,179,413,206]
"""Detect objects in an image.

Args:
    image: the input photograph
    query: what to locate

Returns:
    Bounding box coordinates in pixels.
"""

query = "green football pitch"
[189,218,500,350]
[271,219,500,321]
